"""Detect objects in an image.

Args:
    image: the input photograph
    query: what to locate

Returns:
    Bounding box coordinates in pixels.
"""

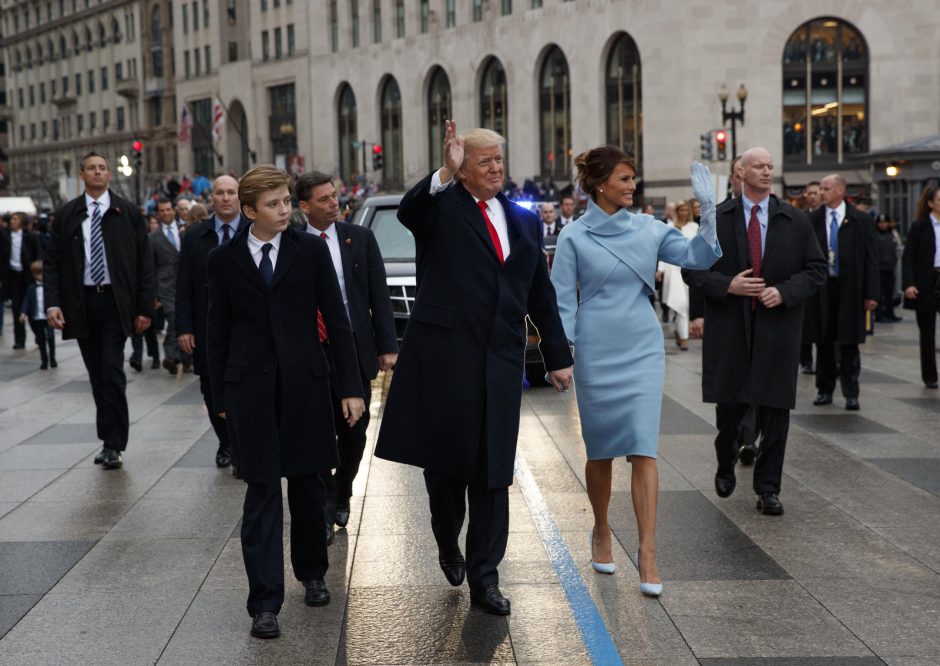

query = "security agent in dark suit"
[902,183,940,389]
[375,122,573,615]
[207,166,364,640]
[176,175,245,469]
[296,171,398,530]
[1,212,42,348]
[808,174,879,411]
[150,198,190,374]
[44,152,155,469]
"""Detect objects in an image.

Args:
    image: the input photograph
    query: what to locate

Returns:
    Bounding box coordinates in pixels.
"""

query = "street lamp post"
[718,83,748,160]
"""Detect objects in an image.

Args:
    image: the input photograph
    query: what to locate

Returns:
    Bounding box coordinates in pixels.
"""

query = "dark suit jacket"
[902,216,939,312]
[683,195,826,409]
[176,215,246,375]
[1,228,41,282]
[375,174,572,487]
[207,226,363,483]
[310,222,397,380]
[20,282,47,320]
[149,224,180,305]
[805,204,879,344]
[44,190,155,339]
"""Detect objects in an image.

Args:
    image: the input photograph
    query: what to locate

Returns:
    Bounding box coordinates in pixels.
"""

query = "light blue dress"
[551,201,721,459]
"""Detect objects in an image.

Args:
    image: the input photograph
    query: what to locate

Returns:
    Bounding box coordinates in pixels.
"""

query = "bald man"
[176,175,247,469]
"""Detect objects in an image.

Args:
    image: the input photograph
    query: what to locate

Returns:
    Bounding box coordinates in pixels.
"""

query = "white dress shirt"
[542,223,558,238]
[35,281,46,320]
[740,193,769,256]
[82,191,112,286]
[9,229,23,271]
[930,213,940,268]
[559,215,574,227]
[306,223,350,317]
[246,225,281,271]
[430,169,511,259]
[824,201,847,247]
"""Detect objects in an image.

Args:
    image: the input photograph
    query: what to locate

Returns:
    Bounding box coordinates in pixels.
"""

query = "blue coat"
[551,201,721,459]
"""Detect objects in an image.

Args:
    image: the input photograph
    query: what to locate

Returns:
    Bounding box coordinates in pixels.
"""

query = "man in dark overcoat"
[207,165,364,639]
[44,152,154,469]
[902,183,940,388]
[375,122,573,615]
[808,174,879,410]
[683,147,826,516]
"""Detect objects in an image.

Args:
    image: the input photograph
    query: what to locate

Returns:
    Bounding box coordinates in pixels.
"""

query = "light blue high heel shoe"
[634,549,663,597]
[589,529,615,574]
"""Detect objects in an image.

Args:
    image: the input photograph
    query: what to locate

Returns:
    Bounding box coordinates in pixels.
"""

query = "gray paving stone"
[0,362,40,382]
[0,503,18,520]
[47,379,96,393]
[145,468,244,502]
[18,423,100,445]
[0,594,41,639]
[791,414,896,434]
[106,496,242,540]
[172,428,220,468]
[27,466,163,504]
[0,500,133,542]
[162,381,203,406]
[661,395,715,435]
[0,541,94,595]
[0,470,62,502]
[861,369,910,384]
[698,659,886,665]
[0,442,100,471]
[661,580,875,659]
[894,397,940,411]
[869,458,940,496]
[339,586,515,665]
[500,583,590,665]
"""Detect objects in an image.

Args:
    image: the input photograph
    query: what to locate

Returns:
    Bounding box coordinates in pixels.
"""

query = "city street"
[0,316,939,665]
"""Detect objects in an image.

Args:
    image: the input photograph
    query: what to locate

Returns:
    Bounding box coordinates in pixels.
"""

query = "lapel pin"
[345,238,352,245]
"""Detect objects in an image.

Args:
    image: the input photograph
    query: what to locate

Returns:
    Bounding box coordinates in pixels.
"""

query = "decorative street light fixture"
[718,83,748,160]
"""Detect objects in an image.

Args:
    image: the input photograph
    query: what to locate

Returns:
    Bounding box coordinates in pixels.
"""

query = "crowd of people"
[2,122,939,643]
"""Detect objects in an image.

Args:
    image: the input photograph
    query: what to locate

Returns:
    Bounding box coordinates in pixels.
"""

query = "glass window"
[427,68,452,171]
[446,0,455,27]
[782,17,868,166]
[268,83,297,166]
[287,24,295,56]
[101,67,108,90]
[473,0,482,22]
[380,76,404,189]
[192,1,198,30]
[117,106,125,131]
[502,0,512,11]
[205,45,211,73]
[373,0,381,43]
[75,73,82,95]
[262,30,269,61]
[337,83,358,182]
[184,50,191,77]
[274,27,282,59]
[351,0,359,47]
[227,0,236,23]
[395,0,404,38]
[115,62,122,80]
[182,3,188,32]
[203,0,209,29]
[330,1,338,51]
[531,0,542,7]
[420,0,428,33]
[229,41,238,61]
[194,48,201,76]
[605,33,642,168]
[539,46,571,179]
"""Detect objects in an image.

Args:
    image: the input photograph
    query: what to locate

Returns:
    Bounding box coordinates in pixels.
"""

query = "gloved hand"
[690,161,718,248]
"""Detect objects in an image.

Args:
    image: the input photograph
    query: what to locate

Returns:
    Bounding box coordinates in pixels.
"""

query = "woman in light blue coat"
[551,146,721,596]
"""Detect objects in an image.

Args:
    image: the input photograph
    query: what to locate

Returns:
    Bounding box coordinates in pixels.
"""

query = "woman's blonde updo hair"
[574,145,637,201]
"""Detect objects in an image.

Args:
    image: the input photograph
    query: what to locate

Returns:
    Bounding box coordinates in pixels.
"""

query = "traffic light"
[699,132,713,161]
[372,144,383,171]
[132,139,143,170]
[715,130,727,161]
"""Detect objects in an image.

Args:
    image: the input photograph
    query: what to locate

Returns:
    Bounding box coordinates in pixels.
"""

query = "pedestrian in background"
[1,211,42,349]
[657,200,699,350]
[552,148,721,597]
[902,184,940,389]
[150,198,190,375]
[18,260,56,369]
[874,214,902,323]
[44,152,155,470]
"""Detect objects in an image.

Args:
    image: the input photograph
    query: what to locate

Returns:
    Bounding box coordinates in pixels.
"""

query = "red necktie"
[747,204,762,311]
[317,232,329,342]
[477,200,505,263]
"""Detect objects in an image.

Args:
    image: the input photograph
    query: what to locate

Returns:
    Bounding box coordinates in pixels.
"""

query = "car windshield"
[371,207,415,261]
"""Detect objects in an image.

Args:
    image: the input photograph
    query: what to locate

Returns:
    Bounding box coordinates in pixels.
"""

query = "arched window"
[113,16,121,43]
[782,17,868,166]
[480,56,508,148]
[379,76,404,189]
[14,49,21,69]
[47,37,55,61]
[98,22,107,47]
[605,33,642,167]
[427,67,452,171]
[85,26,93,51]
[337,83,358,182]
[150,6,163,78]
[25,45,32,67]
[73,30,80,53]
[59,34,67,57]
[539,46,571,180]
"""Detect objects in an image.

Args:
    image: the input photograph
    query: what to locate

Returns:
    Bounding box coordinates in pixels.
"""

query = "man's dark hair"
[79,151,110,170]
[155,197,172,208]
[806,180,820,188]
[295,171,334,203]
[560,194,575,204]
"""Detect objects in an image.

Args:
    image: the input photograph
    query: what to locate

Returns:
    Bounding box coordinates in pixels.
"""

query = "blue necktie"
[259,243,274,286]
[829,210,839,277]
[165,224,176,249]
[89,201,106,285]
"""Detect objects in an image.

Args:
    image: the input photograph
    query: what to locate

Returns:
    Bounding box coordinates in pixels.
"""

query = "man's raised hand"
[439,120,464,184]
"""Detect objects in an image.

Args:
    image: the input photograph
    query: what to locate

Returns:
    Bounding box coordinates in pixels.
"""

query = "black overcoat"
[374,174,572,488]
[207,226,363,484]
[901,216,938,312]
[0,228,41,283]
[175,215,246,375]
[683,196,826,409]
[804,204,879,345]
[44,190,154,339]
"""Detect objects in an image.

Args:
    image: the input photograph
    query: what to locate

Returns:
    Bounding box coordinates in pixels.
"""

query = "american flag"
[212,99,225,145]
[178,105,193,146]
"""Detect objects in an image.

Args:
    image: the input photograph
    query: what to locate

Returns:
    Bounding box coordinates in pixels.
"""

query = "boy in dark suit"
[18,260,56,369]
[207,165,365,639]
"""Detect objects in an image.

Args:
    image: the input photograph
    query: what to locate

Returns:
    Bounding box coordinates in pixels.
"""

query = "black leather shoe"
[813,392,833,406]
[162,358,179,375]
[845,397,860,411]
[335,503,350,528]
[151,358,160,369]
[215,447,232,468]
[93,446,108,464]
[926,382,939,389]
[40,361,48,370]
[50,359,57,368]
[12,343,25,350]
[738,444,757,466]
[129,357,142,372]
[100,448,123,469]
[800,363,815,375]
[250,611,280,638]
[439,554,466,587]
[325,525,334,546]
[715,471,736,499]
[756,493,784,516]
[304,579,330,607]
[470,584,511,615]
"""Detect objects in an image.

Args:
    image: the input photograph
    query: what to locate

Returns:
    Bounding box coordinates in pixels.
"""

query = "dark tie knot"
[477,201,488,214]
[751,205,760,217]
[320,232,328,239]
[261,242,273,256]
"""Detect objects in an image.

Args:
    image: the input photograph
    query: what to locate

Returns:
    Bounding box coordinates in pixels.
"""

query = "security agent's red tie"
[317,232,329,342]
[477,200,505,263]
[747,204,762,311]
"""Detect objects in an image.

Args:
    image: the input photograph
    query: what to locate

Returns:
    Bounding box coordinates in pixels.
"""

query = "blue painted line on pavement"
[514,453,624,666]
